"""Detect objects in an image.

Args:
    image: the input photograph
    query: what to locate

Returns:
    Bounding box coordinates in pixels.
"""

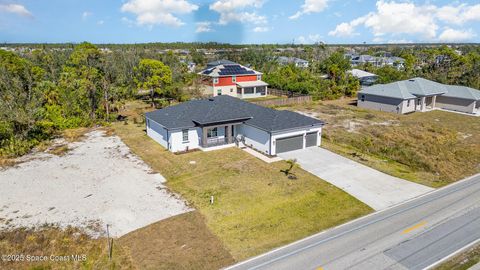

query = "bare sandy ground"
[0,130,191,237]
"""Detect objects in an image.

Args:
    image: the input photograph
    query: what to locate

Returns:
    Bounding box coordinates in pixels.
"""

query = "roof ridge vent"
[408,79,415,82]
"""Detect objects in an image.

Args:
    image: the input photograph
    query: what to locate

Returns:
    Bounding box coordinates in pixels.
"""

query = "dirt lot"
[283,99,480,187]
[119,211,235,270]
[0,129,191,237]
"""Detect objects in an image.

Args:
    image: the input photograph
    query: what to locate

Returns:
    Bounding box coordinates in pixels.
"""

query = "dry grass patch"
[119,211,235,270]
[112,100,372,260]
[0,226,133,270]
[286,100,480,187]
[435,243,480,270]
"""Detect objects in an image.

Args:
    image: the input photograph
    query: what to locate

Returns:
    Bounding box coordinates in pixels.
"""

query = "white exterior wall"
[400,99,416,114]
[436,96,476,114]
[146,118,169,149]
[358,93,405,114]
[169,128,201,152]
[270,126,322,156]
[237,124,271,154]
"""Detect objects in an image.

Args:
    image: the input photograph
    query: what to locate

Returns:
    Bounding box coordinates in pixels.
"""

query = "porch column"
[226,124,232,143]
[421,97,426,112]
[254,87,257,95]
[432,95,437,109]
[241,87,244,98]
[202,126,208,147]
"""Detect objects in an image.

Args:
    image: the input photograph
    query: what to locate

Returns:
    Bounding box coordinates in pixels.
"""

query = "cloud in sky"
[0,3,32,17]
[290,0,328,20]
[253,26,270,33]
[196,21,213,33]
[82,11,92,20]
[296,34,323,44]
[329,1,480,42]
[121,0,198,27]
[438,28,476,42]
[209,0,267,25]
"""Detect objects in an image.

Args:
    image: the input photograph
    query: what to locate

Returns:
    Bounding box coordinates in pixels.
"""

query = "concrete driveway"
[278,147,434,210]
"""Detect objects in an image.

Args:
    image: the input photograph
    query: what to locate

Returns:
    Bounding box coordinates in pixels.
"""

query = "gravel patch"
[0,130,191,237]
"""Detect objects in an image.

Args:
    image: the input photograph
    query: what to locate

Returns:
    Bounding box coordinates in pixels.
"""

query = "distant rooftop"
[359,77,480,100]
[206,59,237,68]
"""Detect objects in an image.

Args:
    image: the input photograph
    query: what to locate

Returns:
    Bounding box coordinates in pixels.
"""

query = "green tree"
[134,59,172,106]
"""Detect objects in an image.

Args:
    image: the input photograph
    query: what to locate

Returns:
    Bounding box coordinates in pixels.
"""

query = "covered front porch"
[199,123,240,149]
[236,81,268,99]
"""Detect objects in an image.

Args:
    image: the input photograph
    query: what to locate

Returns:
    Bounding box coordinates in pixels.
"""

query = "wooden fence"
[268,88,308,98]
[252,95,312,107]
[250,88,312,107]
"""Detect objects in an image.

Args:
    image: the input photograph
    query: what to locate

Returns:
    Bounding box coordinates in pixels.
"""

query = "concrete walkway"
[278,147,434,210]
[242,147,283,163]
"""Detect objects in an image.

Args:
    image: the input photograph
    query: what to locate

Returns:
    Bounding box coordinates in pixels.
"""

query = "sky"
[0,0,479,44]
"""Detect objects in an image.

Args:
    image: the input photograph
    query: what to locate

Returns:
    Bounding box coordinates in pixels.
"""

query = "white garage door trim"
[275,135,304,154]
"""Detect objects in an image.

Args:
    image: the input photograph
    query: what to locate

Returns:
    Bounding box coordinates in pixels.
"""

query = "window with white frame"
[257,75,262,80]
[213,77,219,84]
[182,129,189,142]
[207,127,218,138]
[232,76,236,83]
[361,95,365,102]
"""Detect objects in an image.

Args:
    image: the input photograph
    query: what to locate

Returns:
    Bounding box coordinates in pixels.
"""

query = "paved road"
[279,147,434,210]
[226,174,480,270]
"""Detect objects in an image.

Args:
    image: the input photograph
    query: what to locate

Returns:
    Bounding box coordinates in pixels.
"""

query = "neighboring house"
[350,55,378,67]
[199,60,269,98]
[348,69,378,86]
[381,56,405,70]
[186,61,196,73]
[348,54,405,70]
[180,59,196,73]
[277,56,309,68]
[145,95,324,154]
[358,78,480,115]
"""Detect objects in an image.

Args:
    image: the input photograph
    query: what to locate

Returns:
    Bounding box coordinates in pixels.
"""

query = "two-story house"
[199,60,269,99]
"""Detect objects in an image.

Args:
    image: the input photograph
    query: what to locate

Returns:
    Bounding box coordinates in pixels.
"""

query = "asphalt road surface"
[226,174,480,270]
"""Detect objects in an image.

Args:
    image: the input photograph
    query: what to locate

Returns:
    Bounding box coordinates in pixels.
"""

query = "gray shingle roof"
[146,95,324,132]
[359,78,449,99]
[443,85,480,100]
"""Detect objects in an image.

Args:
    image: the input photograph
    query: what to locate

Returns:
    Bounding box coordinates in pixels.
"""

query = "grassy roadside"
[112,100,372,261]
[0,226,133,270]
[435,243,480,270]
[283,99,480,188]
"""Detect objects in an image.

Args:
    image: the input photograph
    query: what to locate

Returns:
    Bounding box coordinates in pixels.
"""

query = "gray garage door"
[305,132,318,147]
[276,135,304,154]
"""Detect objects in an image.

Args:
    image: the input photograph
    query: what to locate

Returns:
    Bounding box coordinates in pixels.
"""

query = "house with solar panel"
[358,78,480,115]
[198,60,269,98]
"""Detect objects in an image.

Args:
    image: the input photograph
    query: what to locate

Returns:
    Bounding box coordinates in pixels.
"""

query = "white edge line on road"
[224,173,480,270]
[423,237,480,270]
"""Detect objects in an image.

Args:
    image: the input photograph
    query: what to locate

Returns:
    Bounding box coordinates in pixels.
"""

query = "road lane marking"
[402,221,427,234]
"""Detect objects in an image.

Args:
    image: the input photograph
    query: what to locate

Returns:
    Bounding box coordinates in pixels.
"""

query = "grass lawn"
[112,100,372,261]
[283,99,480,187]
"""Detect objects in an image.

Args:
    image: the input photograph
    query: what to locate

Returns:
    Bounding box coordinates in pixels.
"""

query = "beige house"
[358,78,480,115]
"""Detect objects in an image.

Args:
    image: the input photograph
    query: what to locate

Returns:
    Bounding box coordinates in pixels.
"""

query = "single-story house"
[145,95,324,154]
[348,69,378,86]
[277,56,309,68]
[357,78,480,115]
